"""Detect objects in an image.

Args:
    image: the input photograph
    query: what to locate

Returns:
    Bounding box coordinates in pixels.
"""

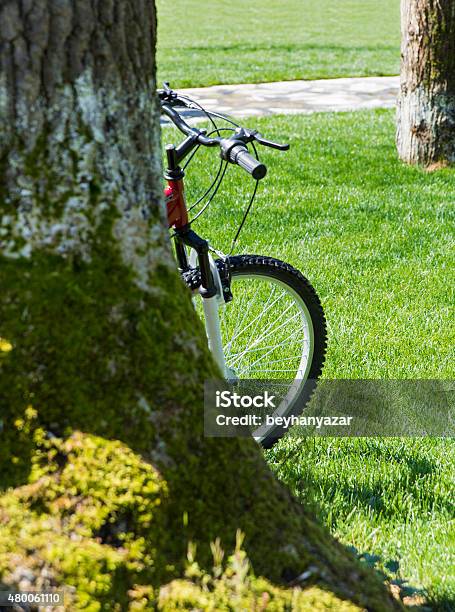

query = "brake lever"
[254,132,290,151]
[158,82,179,103]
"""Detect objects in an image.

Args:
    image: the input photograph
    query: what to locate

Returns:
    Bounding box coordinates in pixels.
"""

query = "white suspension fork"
[202,295,227,377]
[190,249,228,378]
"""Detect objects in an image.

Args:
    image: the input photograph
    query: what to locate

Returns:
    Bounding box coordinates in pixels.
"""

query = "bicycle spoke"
[228,323,305,368]
[227,337,308,360]
[224,285,287,351]
[230,311,301,365]
[236,327,307,375]
[228,302,300,363]
[222,284,272,357]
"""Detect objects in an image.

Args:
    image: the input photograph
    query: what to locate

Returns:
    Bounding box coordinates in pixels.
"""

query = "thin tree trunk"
[0,1,401,609]
[396,0,455,167]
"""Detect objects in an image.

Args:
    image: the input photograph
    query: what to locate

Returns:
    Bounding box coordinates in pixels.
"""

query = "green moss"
[0,431,168,608]
[0,443,364,611]
[157,532,362,611]
[419,5,455,90]
[159,579,362,611]
[0,212,210,487]
[0,427,401,610]
[0,404,43,490]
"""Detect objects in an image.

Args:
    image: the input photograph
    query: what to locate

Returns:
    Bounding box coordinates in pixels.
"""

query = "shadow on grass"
[427,596,455,612]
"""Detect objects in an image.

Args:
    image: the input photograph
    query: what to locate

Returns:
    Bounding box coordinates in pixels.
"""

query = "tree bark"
[396,0,455,166]
[0,1,402,609]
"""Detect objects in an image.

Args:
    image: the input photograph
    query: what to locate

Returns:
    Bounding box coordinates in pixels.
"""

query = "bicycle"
[159,84,327,448]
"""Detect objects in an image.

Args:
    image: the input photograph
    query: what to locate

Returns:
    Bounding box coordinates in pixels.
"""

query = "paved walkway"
[178,76,399,119]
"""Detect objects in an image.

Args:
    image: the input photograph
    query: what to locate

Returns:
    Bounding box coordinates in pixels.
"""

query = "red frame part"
[165,178,188,229]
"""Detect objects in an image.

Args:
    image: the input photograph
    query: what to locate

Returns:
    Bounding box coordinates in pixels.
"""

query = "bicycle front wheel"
[220,255,327,448]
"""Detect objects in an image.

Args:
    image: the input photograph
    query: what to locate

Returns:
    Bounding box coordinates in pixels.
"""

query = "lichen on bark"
[0,0,168,287]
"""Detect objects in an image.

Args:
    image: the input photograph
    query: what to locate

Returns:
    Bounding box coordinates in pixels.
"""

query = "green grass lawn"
[268,437,455,610]
[163,109,454,608]
[156,0,400,87]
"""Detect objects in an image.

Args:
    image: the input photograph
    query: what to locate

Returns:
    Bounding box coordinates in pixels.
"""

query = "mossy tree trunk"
[0,1,401,609]
[396,0,455,167]
[0,0,191,485]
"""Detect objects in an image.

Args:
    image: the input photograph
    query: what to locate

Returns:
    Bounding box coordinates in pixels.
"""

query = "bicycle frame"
[164,144,229,377]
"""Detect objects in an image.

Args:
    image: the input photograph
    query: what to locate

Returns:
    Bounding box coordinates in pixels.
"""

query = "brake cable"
[186,128,235,212]
[228,140,261,255]
[190,162,229,223]
[165,94,262,250]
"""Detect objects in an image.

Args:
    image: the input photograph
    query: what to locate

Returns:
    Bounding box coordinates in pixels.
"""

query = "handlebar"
[159,85,289,180]
[221,142,267,180]
[229,146,267,180]
[161,103,219,147]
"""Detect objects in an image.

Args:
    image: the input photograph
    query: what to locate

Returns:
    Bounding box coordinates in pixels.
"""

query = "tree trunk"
[0,1,401,609]
[396,0,455,166]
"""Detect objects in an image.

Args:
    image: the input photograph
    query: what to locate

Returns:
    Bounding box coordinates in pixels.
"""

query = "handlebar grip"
[228,145,267,180]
